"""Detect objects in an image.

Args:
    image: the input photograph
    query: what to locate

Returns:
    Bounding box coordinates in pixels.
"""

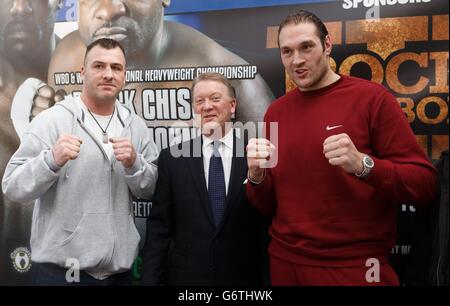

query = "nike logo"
[326,125,343,130]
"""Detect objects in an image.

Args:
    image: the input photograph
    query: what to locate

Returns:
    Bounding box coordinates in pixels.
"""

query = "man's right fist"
[246,138,276,183]
[52,134,82,167]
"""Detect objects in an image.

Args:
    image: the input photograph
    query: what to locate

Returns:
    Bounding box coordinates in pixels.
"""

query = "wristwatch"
[355,155,374,179]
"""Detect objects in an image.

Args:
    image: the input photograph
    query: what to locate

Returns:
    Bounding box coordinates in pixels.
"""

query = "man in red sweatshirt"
[246,10,438,286]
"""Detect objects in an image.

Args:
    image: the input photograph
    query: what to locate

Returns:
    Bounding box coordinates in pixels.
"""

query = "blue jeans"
[31,262,133,286]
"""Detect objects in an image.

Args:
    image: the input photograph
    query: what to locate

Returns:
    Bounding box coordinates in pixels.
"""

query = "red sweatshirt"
[247,75,438,267]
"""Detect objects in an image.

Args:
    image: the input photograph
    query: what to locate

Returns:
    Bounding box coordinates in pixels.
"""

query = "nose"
[292,50,306,66]
[203,99,214,111]
[102,66,114,80]
[95,0,127,23]
[10,0,33,17]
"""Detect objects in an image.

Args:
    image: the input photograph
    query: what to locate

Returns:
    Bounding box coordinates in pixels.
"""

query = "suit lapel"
[186,136,216,228]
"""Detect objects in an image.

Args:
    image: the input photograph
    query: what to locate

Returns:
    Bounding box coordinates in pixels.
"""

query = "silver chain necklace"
[87,107,115,144]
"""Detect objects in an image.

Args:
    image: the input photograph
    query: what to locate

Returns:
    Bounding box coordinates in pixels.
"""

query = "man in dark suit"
[141,72,269,286]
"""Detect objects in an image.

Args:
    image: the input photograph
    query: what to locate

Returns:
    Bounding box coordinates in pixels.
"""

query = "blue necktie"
[208,141,226,227]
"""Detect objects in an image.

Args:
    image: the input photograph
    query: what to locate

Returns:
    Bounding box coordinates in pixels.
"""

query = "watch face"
[364,156,374,168]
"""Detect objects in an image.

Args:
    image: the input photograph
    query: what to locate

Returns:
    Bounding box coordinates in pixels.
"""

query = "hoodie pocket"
[56,213,114,270]
[106,213,140,273]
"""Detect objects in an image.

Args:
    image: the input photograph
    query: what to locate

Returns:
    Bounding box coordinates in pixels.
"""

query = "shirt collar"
[202,128,234,150]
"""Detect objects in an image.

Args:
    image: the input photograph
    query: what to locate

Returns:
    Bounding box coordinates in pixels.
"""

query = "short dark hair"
[191,72,236,99]
[278,10,329,50]
[84,38,126,63]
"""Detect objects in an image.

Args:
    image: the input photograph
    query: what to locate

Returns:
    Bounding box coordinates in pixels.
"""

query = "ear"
[230,98,237,114]
[80,66,85,81]
[230,99,237,120]
[324,34,332,56]
[162,0,170,8]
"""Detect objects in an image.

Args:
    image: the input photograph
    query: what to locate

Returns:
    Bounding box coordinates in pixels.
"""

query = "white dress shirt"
[202,129,234,195]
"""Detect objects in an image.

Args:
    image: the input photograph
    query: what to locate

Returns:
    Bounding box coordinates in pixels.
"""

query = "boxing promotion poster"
[0,0,448,285]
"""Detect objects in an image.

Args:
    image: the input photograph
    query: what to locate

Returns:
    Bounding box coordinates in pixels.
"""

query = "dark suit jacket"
[141,131,269,286]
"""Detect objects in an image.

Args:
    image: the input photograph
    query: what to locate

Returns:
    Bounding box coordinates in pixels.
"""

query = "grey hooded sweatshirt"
[2,95,158,279]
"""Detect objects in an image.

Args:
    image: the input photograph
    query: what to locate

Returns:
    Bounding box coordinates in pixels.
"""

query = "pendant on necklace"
[102,132,109,144]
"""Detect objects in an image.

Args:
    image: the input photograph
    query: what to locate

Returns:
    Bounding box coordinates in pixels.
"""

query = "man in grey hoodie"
[2,38,159,285]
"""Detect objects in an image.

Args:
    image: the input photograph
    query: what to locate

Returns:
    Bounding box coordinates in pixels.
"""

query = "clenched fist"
[323,133,364,174]
[52,134,83,167]
[31,84,67,120]
[110,137,137,168]
[11,79,68,140]
[246,138,276,183]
